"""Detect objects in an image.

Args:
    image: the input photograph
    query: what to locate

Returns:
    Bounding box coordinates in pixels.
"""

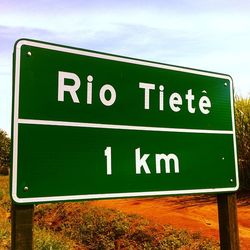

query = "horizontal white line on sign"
[18,118,233,135]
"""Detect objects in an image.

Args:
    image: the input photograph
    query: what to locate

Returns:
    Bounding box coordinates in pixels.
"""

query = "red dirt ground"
[90,195,250,249]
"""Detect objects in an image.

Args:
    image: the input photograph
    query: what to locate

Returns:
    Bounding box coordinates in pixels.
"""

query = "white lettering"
[159,85,164,111]
[156,153,179,174]
[185,89,195,113]
[169,93,182,112]
[104,146,112,175]
[99,84,117,106]
[58,71,80,103]
[135,148,151,174]
[199,96,211,114]
[87,75,93,104]
[139,82,155,109]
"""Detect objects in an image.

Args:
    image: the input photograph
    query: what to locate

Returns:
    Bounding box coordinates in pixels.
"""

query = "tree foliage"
[0,129,11,169]
[235,96,250,190]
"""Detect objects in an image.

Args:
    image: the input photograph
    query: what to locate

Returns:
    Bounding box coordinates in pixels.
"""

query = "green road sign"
[12,39,239,204]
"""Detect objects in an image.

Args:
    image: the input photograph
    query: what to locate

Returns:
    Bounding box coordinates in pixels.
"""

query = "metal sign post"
[11,203,34,250]
[217,193,240,250]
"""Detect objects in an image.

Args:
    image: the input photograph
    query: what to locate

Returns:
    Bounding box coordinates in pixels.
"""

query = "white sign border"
[12,39,239,204]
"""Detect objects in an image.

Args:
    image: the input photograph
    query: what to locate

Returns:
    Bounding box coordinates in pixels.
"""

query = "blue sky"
[1,0,250,135]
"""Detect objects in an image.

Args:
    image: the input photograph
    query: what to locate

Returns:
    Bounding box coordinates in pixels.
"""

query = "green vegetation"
[0,176,219,249]
[35,202,219,249]
[235,96,250,190]
[34,227,73,250]
[0,129,11,175]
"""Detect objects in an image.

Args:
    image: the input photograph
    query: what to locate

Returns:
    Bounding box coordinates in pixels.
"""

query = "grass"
[0,175,219,249]
[34,226,74,250]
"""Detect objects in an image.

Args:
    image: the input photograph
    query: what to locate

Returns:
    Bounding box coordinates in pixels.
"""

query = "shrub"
[35,203,219,250]
[0,129,10,170]
[62,206,130,249]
